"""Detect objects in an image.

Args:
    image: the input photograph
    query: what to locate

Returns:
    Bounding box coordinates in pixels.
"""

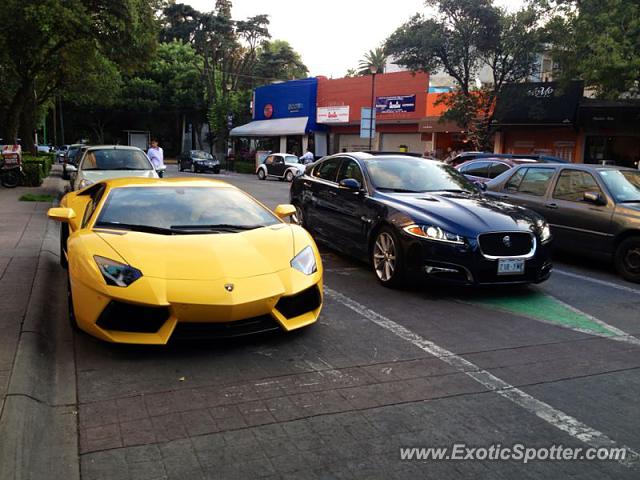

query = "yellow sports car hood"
[95,224,297,280]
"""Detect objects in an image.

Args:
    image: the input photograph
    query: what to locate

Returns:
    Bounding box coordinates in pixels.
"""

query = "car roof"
[333,152,426,161]
[514,163,638,172]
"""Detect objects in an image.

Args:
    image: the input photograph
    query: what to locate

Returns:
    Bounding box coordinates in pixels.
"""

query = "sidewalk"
[0,167,79,480]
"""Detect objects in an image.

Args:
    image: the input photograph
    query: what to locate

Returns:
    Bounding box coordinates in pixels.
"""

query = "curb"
[0,177,79,480]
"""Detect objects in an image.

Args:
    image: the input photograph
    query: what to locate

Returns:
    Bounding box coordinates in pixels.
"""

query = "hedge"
[233,161,256,174]
[19,154,54,187]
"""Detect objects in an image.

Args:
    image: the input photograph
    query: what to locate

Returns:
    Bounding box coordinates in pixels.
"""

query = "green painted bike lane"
[464,289,631,339]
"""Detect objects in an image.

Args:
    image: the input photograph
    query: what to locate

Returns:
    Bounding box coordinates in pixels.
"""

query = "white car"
[256,153,306,182]
[69,145,159,190]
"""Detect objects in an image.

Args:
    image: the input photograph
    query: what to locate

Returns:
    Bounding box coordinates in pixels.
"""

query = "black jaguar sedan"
[290,153,553,287]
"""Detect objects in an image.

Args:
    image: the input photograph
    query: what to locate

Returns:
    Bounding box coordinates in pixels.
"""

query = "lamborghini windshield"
[95,186,280,233]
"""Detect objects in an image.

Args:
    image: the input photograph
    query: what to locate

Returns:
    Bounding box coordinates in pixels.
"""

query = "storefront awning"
[419,117,464,133]
[230,117,309,137]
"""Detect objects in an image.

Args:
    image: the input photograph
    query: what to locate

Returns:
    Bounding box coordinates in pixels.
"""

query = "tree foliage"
[541,0,640,98]
[254,40,309,82]
[386,0,543,149]
[0,0,158,149]
[357,48,388,75]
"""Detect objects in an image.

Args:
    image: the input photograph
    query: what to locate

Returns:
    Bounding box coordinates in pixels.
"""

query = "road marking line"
[554,269,640,295]
[324,287,639,468]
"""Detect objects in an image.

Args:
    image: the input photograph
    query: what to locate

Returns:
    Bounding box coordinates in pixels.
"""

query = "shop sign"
[527,86,555,98]
[376,95,416,113]
[288,102,304,113]
[317,106,350,124]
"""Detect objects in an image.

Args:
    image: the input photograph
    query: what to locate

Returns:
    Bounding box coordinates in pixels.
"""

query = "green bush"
[21,162,44,187]
[233,161,256,174]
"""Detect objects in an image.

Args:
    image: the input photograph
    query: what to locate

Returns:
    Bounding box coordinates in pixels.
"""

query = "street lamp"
[368,64,378,151]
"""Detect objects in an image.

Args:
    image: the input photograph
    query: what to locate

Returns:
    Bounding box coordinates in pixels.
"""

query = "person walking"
[147,138,165,177]
[299,148,315,165]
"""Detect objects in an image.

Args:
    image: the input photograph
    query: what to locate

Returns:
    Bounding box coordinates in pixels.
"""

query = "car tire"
[614,236,640,283]
[178,163,183,172]
[62,166,69,181]
[371,227,407,288]
[285,170,294,182]
[60,223,69,269]
[294,204,307,229]
[213,167,220,174]
[67,275,81,332]
[257,168,266,180]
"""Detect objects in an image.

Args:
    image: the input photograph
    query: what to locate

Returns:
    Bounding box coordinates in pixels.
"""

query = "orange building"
[316,71,429,154]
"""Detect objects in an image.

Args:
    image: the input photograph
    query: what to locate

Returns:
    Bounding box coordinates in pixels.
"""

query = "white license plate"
[497,259,525,275]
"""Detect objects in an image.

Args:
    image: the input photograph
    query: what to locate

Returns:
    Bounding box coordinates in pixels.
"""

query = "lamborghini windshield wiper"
[170,224,264,232]
[94,222,176,235]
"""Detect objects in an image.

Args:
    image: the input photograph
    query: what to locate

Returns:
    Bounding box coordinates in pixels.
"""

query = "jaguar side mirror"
[339,178,362,191]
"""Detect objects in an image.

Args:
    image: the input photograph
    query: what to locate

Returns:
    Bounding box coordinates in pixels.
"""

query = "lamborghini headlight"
[403,224,465,245]
[78,178,94,189]
[94,256,143,287]
[290,245,317,275]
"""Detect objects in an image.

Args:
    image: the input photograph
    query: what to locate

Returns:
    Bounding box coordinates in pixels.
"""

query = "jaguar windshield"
[366,157,477,193]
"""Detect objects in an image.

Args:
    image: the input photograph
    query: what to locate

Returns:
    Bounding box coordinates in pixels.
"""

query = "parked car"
[178,150,220,174]
[447,152,569,168]
[56,145,69,163]
[290,153,552,287]
[456,157,540,184]
[69,145,158,190]
[37,144,54,153]
[257,153,305,182]
[62,144,87,180]
[486,163,640,282]
[48,177,322,344]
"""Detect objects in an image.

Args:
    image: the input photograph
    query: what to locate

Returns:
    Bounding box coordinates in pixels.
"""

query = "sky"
[187,0,525,79]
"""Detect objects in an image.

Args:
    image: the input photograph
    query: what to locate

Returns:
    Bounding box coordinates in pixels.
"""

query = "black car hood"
[376,191,542,236]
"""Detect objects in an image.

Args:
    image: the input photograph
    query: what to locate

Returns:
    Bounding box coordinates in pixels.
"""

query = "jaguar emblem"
[224,284,234,292]
[502,235,512,248]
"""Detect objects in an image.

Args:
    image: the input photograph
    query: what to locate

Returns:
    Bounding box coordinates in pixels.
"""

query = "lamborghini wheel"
[67,275,80,332]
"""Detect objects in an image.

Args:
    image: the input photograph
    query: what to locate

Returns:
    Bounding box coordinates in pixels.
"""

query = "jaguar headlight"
[403,224,465,245]
[94,256,143,287]
[538,220,552,244]
[291,245,317,275]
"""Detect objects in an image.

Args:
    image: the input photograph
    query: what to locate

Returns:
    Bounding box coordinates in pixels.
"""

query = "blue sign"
[360,107,376,139]
[376,95,416,113]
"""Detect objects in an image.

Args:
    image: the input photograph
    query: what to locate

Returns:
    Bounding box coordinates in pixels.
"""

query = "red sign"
[264,103,273,119]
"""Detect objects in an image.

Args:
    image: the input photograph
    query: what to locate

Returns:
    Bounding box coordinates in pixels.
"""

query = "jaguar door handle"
[545,203,558,209]
[328,190,337,196]
[303,181,311,187]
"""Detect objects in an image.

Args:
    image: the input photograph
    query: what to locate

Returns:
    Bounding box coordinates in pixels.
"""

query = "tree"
[254,40,309,82]
[386,0,542,149]
[0,0,158,150]
[541,0,640,98]
[357,47,388,75]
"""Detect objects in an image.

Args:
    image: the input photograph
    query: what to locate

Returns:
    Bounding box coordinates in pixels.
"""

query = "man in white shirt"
[147,139,164,170]
[299,148,315,164]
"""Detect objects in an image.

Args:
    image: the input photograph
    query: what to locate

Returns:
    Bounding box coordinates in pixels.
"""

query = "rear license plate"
[497,259,525,275]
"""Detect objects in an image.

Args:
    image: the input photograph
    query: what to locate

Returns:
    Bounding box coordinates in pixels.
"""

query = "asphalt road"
[75,166,640,479]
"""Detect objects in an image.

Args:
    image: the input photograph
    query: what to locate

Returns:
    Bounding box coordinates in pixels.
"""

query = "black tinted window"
[488,162,511,179]
[314,159,342,182]
[336,159,363,184]
[460,161,490,178]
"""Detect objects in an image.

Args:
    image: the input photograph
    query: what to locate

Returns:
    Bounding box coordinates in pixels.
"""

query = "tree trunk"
[19,89,37,154]
[3,81,31,144]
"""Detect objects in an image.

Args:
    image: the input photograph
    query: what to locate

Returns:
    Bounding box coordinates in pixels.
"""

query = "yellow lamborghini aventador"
[48,177,323,344]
